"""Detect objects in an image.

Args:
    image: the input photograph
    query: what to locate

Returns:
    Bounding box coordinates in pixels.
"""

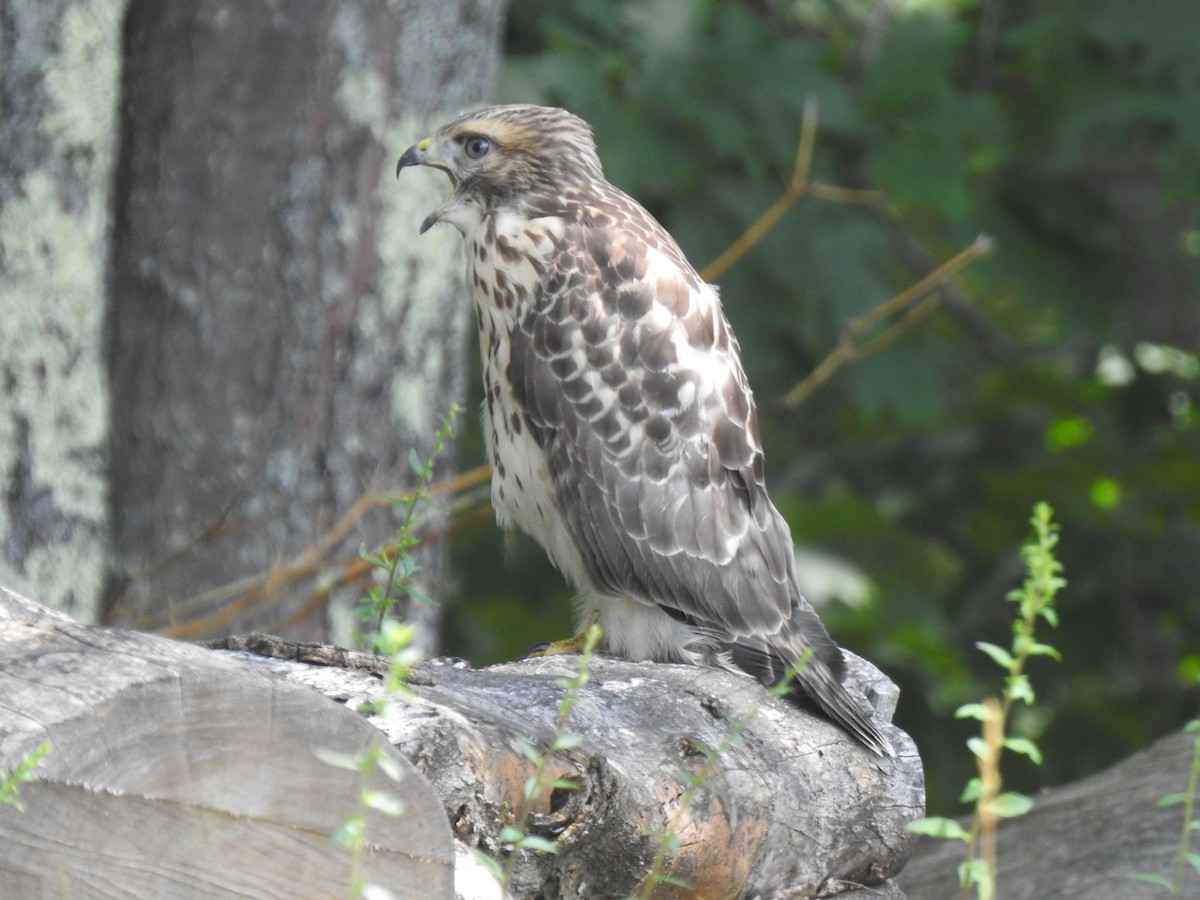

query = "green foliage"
[907,503,1064,899]
[449,0,1200,815]
[324,408,460,898]
[356,404,462,651]
[320,618,418,898]
[0,741,51,812]
[318,741,408,900]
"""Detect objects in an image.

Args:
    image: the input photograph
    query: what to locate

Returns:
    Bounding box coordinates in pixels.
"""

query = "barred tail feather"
[728,632,896,758]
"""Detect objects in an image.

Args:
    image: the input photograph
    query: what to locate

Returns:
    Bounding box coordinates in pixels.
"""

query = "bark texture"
[0,0,125,620]
[104,0,506,645]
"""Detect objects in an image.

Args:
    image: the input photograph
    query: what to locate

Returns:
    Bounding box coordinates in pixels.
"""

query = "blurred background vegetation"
[443,0,1200,813]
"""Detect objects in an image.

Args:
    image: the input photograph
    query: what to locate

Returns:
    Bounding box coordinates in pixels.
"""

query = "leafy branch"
[0,741,52,812]
[907,502,1065,900]
[355,403,463,650]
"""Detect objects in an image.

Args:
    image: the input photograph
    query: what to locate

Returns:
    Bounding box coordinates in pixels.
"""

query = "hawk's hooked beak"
[396,137,458,186]
[395,138,433,179]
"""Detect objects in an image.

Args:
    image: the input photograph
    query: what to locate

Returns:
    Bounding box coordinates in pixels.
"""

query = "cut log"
[0,588,454,899]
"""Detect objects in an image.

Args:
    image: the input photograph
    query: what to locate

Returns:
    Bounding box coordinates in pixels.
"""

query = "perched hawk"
[397,105,893,757]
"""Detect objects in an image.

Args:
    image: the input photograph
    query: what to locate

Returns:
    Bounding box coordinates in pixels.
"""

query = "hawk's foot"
[524,621,603,658]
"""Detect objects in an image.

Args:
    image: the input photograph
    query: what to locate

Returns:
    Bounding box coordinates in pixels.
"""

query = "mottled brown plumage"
[397,104,893,756]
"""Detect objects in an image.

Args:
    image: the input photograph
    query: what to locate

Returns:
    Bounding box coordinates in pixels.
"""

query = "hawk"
[397,105,893,757]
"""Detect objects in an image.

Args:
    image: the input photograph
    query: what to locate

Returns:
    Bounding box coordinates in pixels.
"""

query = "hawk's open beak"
[396,136,460,234]
[395,138,432,179]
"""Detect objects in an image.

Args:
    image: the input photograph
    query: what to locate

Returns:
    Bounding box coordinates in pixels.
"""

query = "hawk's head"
[396,104,605,233]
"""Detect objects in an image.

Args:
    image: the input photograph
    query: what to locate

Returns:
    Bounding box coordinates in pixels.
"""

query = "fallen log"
[1,587,923,898]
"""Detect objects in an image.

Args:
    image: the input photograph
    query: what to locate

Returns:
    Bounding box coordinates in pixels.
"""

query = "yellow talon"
[524,621,603,658]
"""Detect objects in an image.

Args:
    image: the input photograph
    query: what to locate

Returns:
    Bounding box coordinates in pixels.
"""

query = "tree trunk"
[103,0,506,646]
[0,0,126,620]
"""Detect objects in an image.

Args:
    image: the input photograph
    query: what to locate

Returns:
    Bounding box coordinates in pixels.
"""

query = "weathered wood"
[218,634,925,898]
[0,588,454,899]
[899,727,1200,899]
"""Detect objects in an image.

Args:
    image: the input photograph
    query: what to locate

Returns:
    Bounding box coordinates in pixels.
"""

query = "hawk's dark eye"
[464,136,491,159]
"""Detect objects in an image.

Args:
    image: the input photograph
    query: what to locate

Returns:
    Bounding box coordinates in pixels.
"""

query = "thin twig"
[700,97,883,284]
[128,464,492,635]
[779,234,994,408]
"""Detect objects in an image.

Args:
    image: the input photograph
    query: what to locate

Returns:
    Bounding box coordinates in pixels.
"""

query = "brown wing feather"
[509,185,834,659]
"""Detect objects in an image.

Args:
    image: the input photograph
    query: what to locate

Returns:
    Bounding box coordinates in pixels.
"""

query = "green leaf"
[959,857,991,887]
[473,848,504,880]
[408,447,425,475]
[1155,793,1186,807]
[955,702,994,721]
[313,748,360,771]
[1007,674,1036,705]
[1003,737,1044,764]
[552,733,583,751]
[905,816,969,840]
[332,816,364,847]
[1127,872,1175,888]
[498,826,523,844]
[960,778,982,803]
[976,641,1015,669]
[404,585,437,606]
[518,834,558,853]
[363,790,405,816]
[375,754,406,783]
[967,736,989,759]
[658,875,695,889]
[1187,850,1200,873]
[991,792,1034,818]
[515,738,541,764]
[1013,633,1060,659]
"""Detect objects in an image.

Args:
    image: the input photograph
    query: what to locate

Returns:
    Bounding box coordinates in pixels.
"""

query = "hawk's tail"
[727,620,896,759]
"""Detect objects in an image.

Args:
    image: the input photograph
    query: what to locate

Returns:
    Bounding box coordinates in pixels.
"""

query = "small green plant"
[907,502,1065,900]
[323,405,460,898]
[355,403,462,651]
[319,619,420,900]
[1129,706,1200,895]
[0,741,52,811]
[471,623,602,890]
[318,741,407,899]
